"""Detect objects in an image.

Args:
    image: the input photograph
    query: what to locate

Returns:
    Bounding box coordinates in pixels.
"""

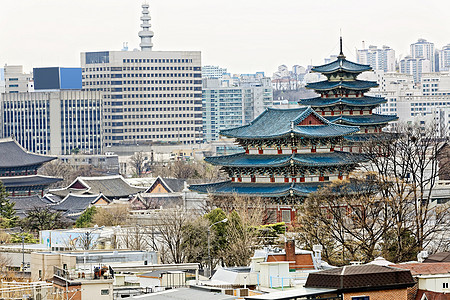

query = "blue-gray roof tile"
[220,107,359,139]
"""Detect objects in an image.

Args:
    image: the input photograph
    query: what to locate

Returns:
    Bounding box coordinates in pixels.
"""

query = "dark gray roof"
[220,107,359,139]
[0,138,56,168]
[145,177,185,193]
[305,265,415,290]
[1,175,62,188]
[52,194,106,212]
[423,252,450,263]
[51,194,108,218]
[74,176,145,198]
[9,195,48,210]
[162,178,186,192]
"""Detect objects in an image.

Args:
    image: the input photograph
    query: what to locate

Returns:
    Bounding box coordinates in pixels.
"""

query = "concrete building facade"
[1,90,103,154]
[3,65,33,93]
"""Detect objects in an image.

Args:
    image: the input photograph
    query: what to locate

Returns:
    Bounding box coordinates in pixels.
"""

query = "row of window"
[122,58,194,64]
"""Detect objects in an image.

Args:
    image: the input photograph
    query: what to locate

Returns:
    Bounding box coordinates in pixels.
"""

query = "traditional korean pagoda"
[190,106,369,223]
[0,138,61,196]
[300,38,398,147]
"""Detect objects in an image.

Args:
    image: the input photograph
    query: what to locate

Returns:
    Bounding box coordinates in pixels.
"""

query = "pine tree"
[0,181,18,228]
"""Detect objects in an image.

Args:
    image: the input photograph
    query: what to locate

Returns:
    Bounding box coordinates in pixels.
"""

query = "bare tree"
[362,123,450,257]
[129,152,146,177]
[119,222,149,250]
[93,204,130,227]
[296,175,392,265]
[150,208,188,264]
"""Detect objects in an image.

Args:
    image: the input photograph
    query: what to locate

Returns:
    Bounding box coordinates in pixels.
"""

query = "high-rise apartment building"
[438,44,450,72]
[202,65,227,79]
[80,4,202,146]
[202,77,273,142]
[399,56,431,83]
[1,90,103,155]
[410,38,436,72]
[356,45,396,72]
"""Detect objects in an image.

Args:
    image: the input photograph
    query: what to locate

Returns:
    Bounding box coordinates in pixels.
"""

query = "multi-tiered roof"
[190,107,368,202]
[300,43,398,139]
[0,138,61,196]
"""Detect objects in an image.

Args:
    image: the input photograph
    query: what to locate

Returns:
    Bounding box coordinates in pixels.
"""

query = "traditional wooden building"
[300,41,398,150]
[190,106,368,222]
[190,45,398,223]
[0,138,61,196]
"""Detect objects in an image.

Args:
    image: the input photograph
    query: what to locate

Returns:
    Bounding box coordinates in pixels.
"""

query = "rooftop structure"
[0,138,61,196]
[190,106,367,223]
[139,4,154,51]
[51,193,110,220]
[49,175,145,199]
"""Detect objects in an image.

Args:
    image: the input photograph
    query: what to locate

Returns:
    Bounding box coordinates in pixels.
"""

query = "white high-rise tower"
[138,4,154,51]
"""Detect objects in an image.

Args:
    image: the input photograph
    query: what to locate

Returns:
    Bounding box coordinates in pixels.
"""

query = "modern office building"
[80,4,202,146]
[3,65,33,93]
[410,38,436,72]
[356,45,396,72]
[1,90,103,155]
[202,65,227,79]
[202,77,273,142]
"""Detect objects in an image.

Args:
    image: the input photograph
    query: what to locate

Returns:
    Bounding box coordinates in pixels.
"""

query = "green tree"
[21,207,67,232]
[181,217,209,268]
[0,181,18,228]
[10,232,37,244]
[75,207,97,228]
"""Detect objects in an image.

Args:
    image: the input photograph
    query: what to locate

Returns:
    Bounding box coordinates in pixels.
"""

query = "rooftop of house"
[0,138,56,168]
[128,287,238,299]
[1,175,62,188]
[50,193,109,218]
[423,252,450,263]
[49,175,146,198]
[305,265,415,291]
[390,262,450,276]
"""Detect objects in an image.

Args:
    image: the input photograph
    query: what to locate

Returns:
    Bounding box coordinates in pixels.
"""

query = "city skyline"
[1,0,449,75]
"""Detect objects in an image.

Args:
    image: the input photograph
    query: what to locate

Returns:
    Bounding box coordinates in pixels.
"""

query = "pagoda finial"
[338,30,345,59]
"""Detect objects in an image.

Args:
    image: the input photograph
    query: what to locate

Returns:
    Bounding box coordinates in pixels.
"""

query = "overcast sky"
[1,0,449,75]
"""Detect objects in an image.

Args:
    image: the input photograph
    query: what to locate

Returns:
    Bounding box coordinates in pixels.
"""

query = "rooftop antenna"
[139,3,154,51]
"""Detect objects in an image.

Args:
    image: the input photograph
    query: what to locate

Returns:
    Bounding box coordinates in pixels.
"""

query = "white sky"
[1,0,449,75]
